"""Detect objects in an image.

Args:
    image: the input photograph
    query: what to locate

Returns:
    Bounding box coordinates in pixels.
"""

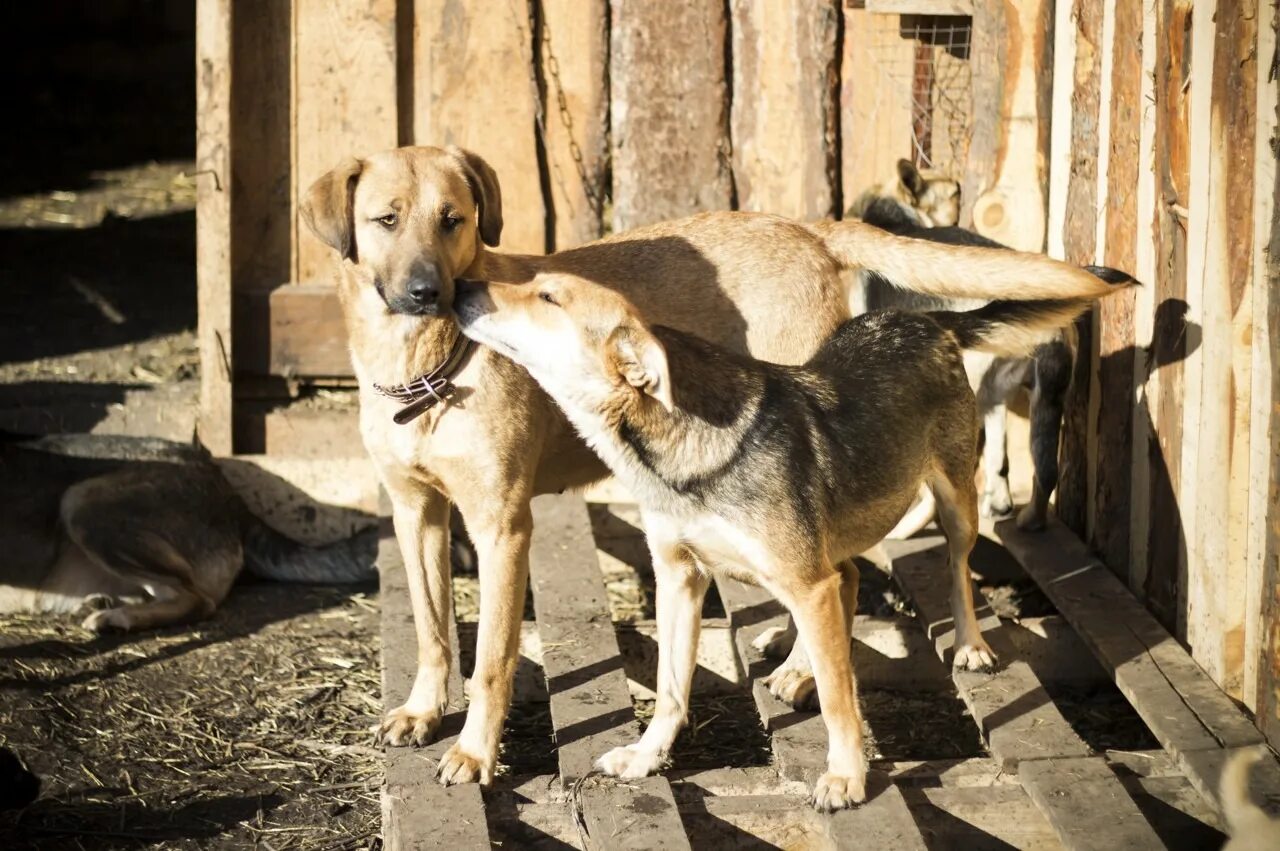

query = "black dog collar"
[372,335,475,425]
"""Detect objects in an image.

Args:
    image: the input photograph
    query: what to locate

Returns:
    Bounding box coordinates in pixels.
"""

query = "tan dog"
[452,271,1126,808]
[300,145,1126,787]
[1220,747,1280,851]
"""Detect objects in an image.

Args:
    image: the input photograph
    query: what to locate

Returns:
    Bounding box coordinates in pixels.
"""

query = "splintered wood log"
[528,494,690,850]
[410,0,545,253]
[610,0,732,232]
[730,0,839,219]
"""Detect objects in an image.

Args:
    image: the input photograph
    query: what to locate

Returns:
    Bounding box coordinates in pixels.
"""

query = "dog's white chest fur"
[654,509,775,586]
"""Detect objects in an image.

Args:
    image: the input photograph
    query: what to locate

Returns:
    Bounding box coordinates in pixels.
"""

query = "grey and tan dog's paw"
[596,744,666,779]
[763,667,818,709]
[376,705,442,747]
[436,742,493,786]
[82,608,132,634]
[810,770,867,812]
[1015,503,1047,532]
[953,641,998,673]
[751,625,796,660]
[980,480,1014,518]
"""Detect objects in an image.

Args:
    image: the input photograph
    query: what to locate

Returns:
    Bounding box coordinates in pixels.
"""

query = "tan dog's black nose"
[408,274,440,305]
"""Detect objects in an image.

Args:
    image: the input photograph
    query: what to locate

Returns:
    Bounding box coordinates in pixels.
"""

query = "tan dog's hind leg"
[436,493,533,786]
[763,560,859,710]
[929,468,998,672]
[770,568,867,810]
[598,523,709,778]
[379,484,454,747]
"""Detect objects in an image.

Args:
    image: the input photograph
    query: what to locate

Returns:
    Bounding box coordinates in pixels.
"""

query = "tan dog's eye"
[538,292,559,306]
[375,213,397,228]
[441,213,462,232]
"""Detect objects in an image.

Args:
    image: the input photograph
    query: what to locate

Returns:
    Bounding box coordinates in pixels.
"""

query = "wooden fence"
[197,0,1280,747]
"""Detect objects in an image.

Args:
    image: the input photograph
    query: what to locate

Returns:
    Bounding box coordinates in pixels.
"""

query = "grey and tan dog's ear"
[447,146,503,247]
[301,157,363,261]
[607,325,673,412]
[897,158,926,199]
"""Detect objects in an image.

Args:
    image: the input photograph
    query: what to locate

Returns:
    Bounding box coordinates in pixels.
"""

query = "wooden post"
[196,0,233,456]
[1045,0,1077,261]
[610,0,732,232]
[841,7,915,206]
[730,0,840,219]
[540,0,608,249]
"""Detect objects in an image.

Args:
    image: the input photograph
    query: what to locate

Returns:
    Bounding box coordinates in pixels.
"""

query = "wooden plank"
[196,0,234,455]
[730,0,839,219]
[1184,0,1259,700]
[412,0,544,253]
[610,0,732,232]
[1045,0,1076,260]
[540,0,608,249]
[294,0,398,284]
[229,0,291,292]
[1091,0,1141,580]
[993,517,1280,809]
[865,0,972,14]
[841,8,915,208]
[379,517,490,850]
[528,494,690,849]
[1250,0,1280,739]
[1019,757,1167,851]
[887,536,1092,771]
[233,284,350,377]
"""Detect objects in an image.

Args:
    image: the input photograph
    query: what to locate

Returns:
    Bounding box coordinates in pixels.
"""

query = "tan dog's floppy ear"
[446,146,503,247]
[607,324,673,412]
[897,158,926,199]
[302,157,363,261]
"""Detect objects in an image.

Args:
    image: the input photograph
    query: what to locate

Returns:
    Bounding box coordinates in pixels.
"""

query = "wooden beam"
[610,0,732,232]
[379,517,490,850]
[1044,0,1075,260]
[841,7,915,206]
[528,494,690,849]
[865,0,973,14]
[730,0,839,219]
[412,0,545,253]
[233,284,350,378]
[1019,757,1168,851]
[196,0,234,455]
[540,0,608,250]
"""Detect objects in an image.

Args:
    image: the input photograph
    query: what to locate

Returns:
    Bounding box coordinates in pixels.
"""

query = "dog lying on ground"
[847,158,961,229]
[453,270,1131,809]
[1219,746,1280,851]
[857,194,1074,533]
[0,433,377,632]
[301,144,1129,786]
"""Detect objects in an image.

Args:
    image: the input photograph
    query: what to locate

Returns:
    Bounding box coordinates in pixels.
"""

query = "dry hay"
[0,584,383,850]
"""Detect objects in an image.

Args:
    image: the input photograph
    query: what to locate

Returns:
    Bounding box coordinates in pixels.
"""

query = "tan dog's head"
[455,274,673,419]
[301,146,502,316]
[889,159,960,227]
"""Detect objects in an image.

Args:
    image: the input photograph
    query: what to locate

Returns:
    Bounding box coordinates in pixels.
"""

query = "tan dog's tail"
[809,219,1124,301]
[1220,746,1267,837]
[930,267,1136,357]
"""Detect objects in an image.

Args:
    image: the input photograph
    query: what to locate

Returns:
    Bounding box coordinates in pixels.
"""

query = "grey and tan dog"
[454,270,1132,809]
[301,144,1130,786]
[0,433,376,632]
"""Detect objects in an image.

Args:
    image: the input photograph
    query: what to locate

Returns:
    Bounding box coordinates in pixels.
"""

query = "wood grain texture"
[196,0,234,455]
[841,8,915,206]
[540,0,608,249]
[232,284,350,378]
[730,0,839,219]
[411,0,545,253]
[1019,757,1167,851]
[960,0,1007,228]
[610,0,732,232]
[294,0,398,284]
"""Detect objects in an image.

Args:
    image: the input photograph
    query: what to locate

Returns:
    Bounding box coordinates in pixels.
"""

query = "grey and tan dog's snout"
[453,279,493,326]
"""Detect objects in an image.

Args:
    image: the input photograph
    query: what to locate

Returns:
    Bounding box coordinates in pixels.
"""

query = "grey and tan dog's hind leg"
[762,559,860,710]
[1019,338,1073,531]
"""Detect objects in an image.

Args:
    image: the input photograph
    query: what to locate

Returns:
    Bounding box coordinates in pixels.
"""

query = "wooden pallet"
[378,494,1239,848]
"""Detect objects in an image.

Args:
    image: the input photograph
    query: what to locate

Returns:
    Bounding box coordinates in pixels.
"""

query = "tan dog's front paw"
[810,770,867,812]
[1015,503,1047,532]
[376,705,442,747]
[82,608,131,633]
[980,480,1014,518]
[763,666,818,709]
[751,625,796,660]
[596,744,666,779]
[436,742,493,786]
[953,641,998,673]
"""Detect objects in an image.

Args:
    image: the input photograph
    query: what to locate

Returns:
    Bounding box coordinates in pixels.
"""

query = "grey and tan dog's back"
[0,432,377,632]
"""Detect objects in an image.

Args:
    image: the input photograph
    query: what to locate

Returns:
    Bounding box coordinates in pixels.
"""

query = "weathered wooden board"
[994,517,1280,809]
[541,0,608,249]
[730,0,839,219]
[528,494,690,849]
[1019,757,1167,851]
[865,0,973,13]
[841,8,915,207]
[409,0,545,254]
[294,0,398,284]
[233,284,350,377]
[196,0,233,455]
[379,517,490,850]
[610,0,732,232]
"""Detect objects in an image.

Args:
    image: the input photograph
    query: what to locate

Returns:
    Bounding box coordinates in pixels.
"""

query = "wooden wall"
[1050,0,1279,743]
